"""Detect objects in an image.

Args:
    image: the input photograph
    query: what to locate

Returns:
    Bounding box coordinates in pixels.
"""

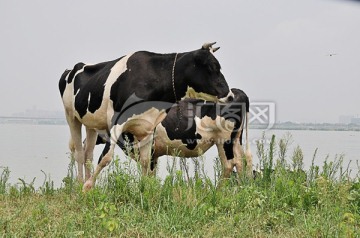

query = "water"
[0,124,359,188]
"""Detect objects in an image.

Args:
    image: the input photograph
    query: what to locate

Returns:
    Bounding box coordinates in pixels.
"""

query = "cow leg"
[67,118,85,182]
[69,137,75,154]
[216,143,233,179]
[84,128,97,180]
[83,124,123,191]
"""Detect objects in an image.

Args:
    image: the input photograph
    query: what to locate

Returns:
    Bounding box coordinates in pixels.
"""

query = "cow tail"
[245,111,253,175]
[245,112,250,153]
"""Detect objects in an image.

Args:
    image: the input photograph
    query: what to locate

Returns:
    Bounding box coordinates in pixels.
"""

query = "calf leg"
[233,137,248,177]
[233,120,253,178]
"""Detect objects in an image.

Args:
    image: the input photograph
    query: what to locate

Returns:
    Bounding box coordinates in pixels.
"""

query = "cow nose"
[227,95,234,102]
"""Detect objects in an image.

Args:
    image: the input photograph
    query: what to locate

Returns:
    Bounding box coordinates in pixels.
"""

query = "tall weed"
[0,167,10,194]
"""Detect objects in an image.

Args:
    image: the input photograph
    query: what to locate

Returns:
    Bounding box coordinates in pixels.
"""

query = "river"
[0,124,359,188]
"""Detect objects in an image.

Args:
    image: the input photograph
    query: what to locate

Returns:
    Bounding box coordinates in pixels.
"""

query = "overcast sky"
[1,0,359,123]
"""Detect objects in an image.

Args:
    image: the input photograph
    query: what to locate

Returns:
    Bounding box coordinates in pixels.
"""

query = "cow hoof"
[83,180,93,192]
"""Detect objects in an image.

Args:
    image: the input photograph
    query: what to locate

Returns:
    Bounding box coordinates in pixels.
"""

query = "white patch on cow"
[110,107,167,147]
[86,93,91,112]
[65,71,70,83]
[62,53,134,130]
[194,115,234,144]
[109,123,123,145]
[218,91,234,103]
[82,53,134,129]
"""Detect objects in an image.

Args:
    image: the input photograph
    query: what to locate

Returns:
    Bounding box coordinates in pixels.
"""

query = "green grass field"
[1,134,359,237]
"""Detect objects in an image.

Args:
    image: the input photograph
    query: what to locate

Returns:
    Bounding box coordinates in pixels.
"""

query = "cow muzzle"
[218,91,234,103]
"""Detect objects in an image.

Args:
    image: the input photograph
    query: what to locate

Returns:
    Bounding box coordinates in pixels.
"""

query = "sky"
[1,0,360,123]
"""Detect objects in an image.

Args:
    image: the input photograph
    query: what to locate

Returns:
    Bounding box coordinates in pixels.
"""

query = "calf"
[151,88,252,178]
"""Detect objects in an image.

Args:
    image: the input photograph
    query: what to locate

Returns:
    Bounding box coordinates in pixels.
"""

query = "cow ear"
[194,50,210,66]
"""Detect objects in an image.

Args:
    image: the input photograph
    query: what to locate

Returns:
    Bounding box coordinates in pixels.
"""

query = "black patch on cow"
[98,141,110,164]
[110,70,133,115]
[223,139,234,160]
[162,99,218,150]
[232,88,250,113]
[117,132,134,151]
[150,146,155,171]
[194,50,221,73]
[195,133,202,140]
[58,69,71,98]
[73,59,120,118]
[109,52,177,115]
[67,62,85,84]
[95,134,107,145]
[150,156,157,172]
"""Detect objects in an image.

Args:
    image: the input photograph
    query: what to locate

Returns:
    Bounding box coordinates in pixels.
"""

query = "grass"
[1,134,360,237]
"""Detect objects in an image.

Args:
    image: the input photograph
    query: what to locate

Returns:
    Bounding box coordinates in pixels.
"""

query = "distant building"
[339,115,353,124]
[351,117,360,125]
[339,115,360,125]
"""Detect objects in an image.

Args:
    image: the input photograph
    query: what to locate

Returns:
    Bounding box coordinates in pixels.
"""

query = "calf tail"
[245,112,253,176]
[245,112,250,154]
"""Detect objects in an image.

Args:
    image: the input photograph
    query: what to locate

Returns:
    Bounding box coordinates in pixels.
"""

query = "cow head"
[177,42,233,103]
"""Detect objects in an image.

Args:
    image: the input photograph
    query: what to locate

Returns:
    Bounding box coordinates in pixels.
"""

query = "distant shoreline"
[1,117,360,131]
[251,122,360,131]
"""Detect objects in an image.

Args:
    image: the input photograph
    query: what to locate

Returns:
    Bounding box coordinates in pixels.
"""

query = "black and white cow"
[95,88,252,178]
[58,42,233,190]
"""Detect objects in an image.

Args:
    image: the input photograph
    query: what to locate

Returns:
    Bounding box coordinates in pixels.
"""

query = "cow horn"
[212,47,220,53]
[202,42,217,49]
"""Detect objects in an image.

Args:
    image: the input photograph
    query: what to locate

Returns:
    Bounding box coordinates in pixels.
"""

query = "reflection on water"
[0,124,359,188]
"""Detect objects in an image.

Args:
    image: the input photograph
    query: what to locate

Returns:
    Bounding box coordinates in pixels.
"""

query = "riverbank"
[1,137,359,237]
